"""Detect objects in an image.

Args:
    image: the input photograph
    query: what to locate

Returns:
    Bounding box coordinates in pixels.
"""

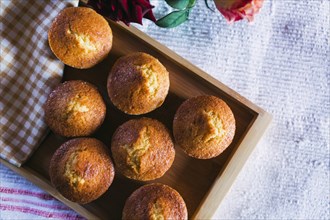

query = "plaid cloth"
[0,0,78,166]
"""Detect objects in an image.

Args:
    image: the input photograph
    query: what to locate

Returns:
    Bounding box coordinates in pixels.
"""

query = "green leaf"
[187,0,196,8]
[156,9,190,28]
[165,0,190,10]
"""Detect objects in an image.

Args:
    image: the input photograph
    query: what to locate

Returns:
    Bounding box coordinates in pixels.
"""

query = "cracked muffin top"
[173,95,236,159]
[107,52,170,115]
[49,138,115,204]
[48,7,112,69]
[111,118,175,181]
[122,183,188,220]
[44,80,106,137]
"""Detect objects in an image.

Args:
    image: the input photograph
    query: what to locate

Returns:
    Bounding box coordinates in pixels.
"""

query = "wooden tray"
[1,14,271,220]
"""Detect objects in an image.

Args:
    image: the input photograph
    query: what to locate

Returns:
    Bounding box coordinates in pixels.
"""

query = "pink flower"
[87,0,156,25]
[214,0,264,23]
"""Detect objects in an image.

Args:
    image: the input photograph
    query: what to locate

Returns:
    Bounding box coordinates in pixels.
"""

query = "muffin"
[173,95,236,159]
[123,183,188,220]
[49,138,115,204]
[111,118,175,181]
[48,7,112,69]
[107,52,170,115]
[44,80,106,137]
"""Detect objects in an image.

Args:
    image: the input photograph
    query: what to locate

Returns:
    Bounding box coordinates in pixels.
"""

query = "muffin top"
[173,95,236,159]
[111,118,175,181]
[44,80,106,137]
[123,183,188,220]
[48,7,112,69]
[107,52,170,115]
[49,138,115,204]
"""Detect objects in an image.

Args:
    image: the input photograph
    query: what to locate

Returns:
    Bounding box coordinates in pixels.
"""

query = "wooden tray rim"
[1,21,272,220]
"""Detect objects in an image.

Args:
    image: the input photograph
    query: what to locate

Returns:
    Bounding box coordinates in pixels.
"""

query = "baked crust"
[49,138,115,204]
[48,7,112,69]
[111,118,175,181]
[122,183,188,220]
[44,80,106,137]
[107,52,169,115]
[173,95,236,159]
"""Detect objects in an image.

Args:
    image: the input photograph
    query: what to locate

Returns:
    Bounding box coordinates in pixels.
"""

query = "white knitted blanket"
[138,1,329,219]
[1,0,329,219]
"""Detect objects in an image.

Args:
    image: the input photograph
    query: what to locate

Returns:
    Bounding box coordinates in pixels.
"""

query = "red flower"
[214,0,264,23]
[87,0,156,25]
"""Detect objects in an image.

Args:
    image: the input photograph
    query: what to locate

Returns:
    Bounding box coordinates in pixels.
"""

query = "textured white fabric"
[137,0,330,219]
[0,163,83,219]
[0,0,329,219]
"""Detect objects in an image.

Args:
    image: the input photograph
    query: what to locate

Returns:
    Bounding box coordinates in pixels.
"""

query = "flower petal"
[214,0,264,23]
[87,0,156,26]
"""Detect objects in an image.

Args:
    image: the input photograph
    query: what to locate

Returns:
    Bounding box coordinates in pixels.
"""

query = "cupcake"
[44,80,106,137]
[48,7,112,69]
[123,183,188,220]
[173,95,236,159]
[111,118,175,181]
[49,138,115,204]
[107,52,170,115]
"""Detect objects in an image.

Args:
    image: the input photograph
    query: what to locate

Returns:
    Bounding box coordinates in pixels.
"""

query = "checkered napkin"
[0,0,78,167]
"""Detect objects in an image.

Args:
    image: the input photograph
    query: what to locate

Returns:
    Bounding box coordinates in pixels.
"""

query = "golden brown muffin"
[111,118,175,181]
[173,95,236,159]
[44,80,106,137]
[49,138,115,204]
[123,183,188,220]
[48,7,112,69]
[107,52,170,115]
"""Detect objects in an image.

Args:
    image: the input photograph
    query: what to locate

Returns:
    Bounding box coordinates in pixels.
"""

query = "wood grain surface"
[2,16,271,220]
